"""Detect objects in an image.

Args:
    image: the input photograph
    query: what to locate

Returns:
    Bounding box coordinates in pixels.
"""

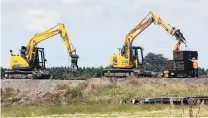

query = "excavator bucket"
[70,54,79,71]
[175,29,186,43]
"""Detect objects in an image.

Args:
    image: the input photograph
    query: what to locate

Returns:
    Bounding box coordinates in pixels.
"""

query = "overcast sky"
[1,0,208,68]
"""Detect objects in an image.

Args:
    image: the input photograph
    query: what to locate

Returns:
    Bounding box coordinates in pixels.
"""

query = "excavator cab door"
[138,47,144,65]
[30,47,46,69]
[132,46,144,68]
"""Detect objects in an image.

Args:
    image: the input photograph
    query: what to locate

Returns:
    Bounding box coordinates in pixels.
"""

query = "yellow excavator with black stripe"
[102,11,186,77]
[2,23,79,79]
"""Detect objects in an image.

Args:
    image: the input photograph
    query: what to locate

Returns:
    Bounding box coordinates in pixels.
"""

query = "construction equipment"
[2,23,79,79]
[163,51,198,78]
[102,11,186,78]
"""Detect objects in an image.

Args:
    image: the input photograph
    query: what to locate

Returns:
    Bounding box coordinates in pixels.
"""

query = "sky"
[1,0,208,68]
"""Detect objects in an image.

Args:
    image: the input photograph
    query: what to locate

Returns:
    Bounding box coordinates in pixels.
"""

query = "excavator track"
[102,68,155,78]
[2,70,51,79]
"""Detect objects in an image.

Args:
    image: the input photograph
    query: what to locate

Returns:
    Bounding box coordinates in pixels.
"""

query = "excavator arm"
[124,11,186,45]
[123,11,186,60]
[26,23,79,69]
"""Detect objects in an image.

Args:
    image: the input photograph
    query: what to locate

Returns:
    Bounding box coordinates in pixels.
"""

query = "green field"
[2,104,208,117]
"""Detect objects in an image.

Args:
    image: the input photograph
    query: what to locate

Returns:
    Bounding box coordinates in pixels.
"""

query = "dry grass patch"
[2,78,208,106]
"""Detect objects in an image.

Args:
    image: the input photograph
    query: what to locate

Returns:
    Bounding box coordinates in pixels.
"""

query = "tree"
[47,66,105,80]
[198,67,207,76]
[143,52,168,72]
[206,69,208,75]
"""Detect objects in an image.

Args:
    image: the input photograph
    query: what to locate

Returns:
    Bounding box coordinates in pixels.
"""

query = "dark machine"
[163,51,198,78]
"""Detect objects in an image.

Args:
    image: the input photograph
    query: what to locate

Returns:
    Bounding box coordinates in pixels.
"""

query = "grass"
[2,78,208,105]
[84,78,208,104]
[2,104,208,117]
[1,78,208,117]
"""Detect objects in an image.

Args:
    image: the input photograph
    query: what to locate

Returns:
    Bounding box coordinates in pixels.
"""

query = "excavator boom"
[123,11,186,64]
[25,23,79,70]
[26,24,77,63]
[125,11,186,45]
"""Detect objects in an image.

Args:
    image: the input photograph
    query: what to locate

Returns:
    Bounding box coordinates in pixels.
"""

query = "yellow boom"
[123,11,186,64]
[26,23,77,60]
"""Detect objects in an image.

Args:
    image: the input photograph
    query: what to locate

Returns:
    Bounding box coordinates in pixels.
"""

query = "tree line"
[1,52,208,79]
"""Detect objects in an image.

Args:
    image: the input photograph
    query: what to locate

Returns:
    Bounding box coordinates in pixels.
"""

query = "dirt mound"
[1,78,208,106]
[1,79,84,106]
[1,79,84,96]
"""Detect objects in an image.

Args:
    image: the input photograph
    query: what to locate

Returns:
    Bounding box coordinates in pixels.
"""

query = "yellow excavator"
[102,11,186,77]
[2,23,79,79]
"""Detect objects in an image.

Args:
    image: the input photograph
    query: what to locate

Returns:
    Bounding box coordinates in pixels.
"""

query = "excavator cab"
[3,47,50,79]
[10,47,47,71]
[102,46,145,77]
